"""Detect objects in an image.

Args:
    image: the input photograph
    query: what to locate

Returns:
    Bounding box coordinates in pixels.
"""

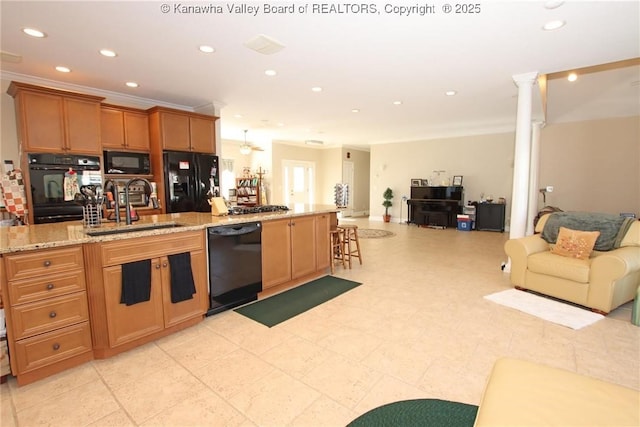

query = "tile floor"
[2,218,639,426]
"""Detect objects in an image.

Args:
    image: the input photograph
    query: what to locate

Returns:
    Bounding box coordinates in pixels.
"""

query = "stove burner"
[229,205,289,215]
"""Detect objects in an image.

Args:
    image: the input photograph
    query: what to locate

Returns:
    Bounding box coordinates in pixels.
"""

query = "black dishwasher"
[206,222,262,316]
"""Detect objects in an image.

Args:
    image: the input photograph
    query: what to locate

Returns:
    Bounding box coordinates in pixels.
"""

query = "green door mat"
[348,399,478,427]
[234,275,361,327]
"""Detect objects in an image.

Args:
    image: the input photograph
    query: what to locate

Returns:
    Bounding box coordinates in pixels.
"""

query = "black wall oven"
[28,153,102,224]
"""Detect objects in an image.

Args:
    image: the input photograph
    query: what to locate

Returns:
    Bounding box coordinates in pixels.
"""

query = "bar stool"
[337,224,362,268]
[330,228,346,274]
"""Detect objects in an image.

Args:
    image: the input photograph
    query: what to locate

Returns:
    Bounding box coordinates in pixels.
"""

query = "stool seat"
[337,224,362,268]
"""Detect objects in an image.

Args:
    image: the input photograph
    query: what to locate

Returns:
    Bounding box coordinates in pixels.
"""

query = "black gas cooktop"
[228,205,289,215]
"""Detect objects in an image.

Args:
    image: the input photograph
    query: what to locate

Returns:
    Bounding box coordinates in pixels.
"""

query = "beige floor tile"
[110,363,207,424]
[9,362,101,412]
[316,324,383,361]
[88,409,136,427]
[140,387,247,427]
[353,374,431,415]
[302,352,382,409]
[160,329,239,372]
[261,335,334,379]
[227,369,320,426]
[16,379,119,426]
[1,392,17,427]
[290,395,356,427]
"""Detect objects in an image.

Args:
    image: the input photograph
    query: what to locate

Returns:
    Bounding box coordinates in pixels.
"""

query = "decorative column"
[509,72,538,240]
[503,71,538,273]
[526,121,544,235]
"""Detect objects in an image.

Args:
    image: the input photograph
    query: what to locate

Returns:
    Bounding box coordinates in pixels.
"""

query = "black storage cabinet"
[475,203,506,232]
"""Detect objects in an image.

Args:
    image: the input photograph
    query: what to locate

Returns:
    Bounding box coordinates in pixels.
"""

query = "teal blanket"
[541,212,634,251]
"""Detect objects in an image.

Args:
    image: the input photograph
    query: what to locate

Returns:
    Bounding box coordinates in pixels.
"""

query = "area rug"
[357,228,395,238]
[347,399,478,427]
[484,289,604,330]
[234,276,361,327]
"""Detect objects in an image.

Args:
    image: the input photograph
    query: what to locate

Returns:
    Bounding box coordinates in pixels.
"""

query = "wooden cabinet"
[84,231,208,357]
[1,245,92,385]
[101,105,150,151]
[148,107,217,153]
[262,215,318,289]
[8,81,104,154]
[315,213,331,271]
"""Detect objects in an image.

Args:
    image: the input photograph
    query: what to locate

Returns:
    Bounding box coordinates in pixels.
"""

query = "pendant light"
[240,130,252,155]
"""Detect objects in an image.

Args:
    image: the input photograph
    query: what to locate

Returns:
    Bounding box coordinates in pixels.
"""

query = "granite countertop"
[0,204,338,254]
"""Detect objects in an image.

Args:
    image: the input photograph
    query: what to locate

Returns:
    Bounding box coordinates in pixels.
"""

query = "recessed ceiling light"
[352,109,360,113]
[544,1,564,9]
[55,66,71,73]
[100,49,117,57]
[311,87,322,92]
[445,90,457,96]
[22,27,46,38]
[265,69,277,76]
[393,101,403,105]
[199,45,215,53]
[234,114,243,119]
[567,73,577,82]
[277,122,285,127]
[125,82,139,88]
[542,20,566,31]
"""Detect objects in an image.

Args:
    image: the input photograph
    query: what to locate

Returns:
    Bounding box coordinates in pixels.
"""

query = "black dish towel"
[121,259,151,306]
[168,252,196,303]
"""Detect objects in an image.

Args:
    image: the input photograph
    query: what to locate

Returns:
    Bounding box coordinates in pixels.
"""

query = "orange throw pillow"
[551,227,601,260]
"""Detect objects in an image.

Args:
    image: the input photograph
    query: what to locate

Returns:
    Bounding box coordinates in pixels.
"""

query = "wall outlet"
[546,186,554,193]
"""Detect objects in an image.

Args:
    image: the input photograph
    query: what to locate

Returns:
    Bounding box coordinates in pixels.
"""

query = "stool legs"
[330,229,346,274]
[337,225,362,268]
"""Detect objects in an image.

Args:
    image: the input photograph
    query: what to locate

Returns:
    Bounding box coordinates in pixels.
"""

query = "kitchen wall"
[538,115,640,215]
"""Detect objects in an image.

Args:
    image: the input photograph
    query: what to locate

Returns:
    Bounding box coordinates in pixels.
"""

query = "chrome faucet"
[103,179,120,223]
[124,178,151,225]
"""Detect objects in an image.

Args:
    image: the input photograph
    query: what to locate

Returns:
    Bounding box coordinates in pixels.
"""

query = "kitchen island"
[0,205,338,385]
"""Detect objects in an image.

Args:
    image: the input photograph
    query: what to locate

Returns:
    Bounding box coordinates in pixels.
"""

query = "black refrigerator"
[163,151,220,213]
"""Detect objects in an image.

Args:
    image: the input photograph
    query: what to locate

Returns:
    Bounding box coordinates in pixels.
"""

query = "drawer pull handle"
[43,260,52,267]
[52,343,60,351]
[162,262,168,268]
[49,311,57,318]
[46,283,55,290]
[155,264,161,269]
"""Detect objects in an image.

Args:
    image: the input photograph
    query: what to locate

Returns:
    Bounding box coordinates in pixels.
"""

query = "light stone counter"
[0,204,338,254]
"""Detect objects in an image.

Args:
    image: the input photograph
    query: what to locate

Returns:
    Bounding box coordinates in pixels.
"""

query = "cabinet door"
[291,216,316,279]
[189,116,215,153]
[102,263,164,348]
[160,111,190,151]
[64,98,101,154]
[100,108,125,149]
[161,250,207,328]
[262,219,292,289]
[19,91,65,152]
[315,214,330,271]
[124,111,150,151]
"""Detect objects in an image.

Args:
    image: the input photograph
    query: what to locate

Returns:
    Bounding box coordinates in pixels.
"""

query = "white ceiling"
[1,1,639,148]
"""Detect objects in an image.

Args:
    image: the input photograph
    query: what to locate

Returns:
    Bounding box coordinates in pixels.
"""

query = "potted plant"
[382,187,394,222]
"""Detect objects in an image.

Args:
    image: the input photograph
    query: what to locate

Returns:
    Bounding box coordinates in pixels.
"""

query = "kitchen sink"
[84,222,185,236]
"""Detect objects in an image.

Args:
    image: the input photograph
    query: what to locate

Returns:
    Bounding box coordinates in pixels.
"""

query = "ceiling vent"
[244,34,285,55]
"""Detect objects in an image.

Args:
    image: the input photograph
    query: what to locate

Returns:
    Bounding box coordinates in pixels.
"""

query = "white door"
[283,160,315,205]
[342,161,354,217]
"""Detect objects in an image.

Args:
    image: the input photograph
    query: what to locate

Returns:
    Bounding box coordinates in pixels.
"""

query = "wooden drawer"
[8,269,86,305]
[5,246,84,281]
[10,292,89,340]
[14,322,92,374]
[100,231,204,266]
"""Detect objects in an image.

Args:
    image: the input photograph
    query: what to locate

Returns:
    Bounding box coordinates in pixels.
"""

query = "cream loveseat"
[474,358,640,426]
[504,213,640,314]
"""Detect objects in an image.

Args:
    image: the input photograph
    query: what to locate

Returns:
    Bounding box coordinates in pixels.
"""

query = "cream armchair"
[504,214,640,314]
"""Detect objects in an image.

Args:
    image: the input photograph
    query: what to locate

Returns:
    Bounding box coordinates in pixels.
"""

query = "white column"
[509,72,538,240]
[526,121,544,235]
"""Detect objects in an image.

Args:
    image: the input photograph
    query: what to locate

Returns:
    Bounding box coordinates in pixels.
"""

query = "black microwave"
[104,151,151,175]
